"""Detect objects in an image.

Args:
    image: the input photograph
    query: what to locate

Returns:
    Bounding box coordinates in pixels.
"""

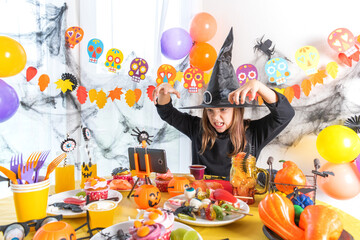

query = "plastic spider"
[253,35,275,60]
[131,127,153,145]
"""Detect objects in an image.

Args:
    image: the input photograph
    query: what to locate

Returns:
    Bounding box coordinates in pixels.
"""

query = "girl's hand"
[152,83,180,105]
[228,80,261,105]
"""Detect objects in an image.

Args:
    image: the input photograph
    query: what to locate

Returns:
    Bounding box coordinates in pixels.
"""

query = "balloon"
[0,79,20,123]
[0,36,27,78]
[160,28,193,60]
[356,154,360,174]
[190,12,217,43]
[316,125,360,163]
[317,161,360,200]
[189,42,217,72]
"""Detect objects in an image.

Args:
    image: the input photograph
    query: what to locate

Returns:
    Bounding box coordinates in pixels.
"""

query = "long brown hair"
[200,108,249,157]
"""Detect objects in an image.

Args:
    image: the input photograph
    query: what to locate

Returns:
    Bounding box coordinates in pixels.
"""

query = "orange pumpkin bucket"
[168,177,190,197]
[133,184,161,209]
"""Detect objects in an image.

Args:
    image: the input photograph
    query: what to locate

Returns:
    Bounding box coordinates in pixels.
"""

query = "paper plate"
[163,194,250,227]
[90,220,203,240]
[47,189,122,218]
[262,226,354,240]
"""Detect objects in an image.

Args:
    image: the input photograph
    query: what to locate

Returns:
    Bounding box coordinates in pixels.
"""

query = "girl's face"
[206,107,234,133]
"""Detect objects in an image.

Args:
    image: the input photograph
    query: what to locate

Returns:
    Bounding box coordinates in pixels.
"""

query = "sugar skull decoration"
[128,58,149,82]
[87,38,104,63]
[183,67,204,93]
[104,48,124,73]
[295,46,320,76]
[65,27,84,48]
[328,28,360,67]
[236,64,258,86]
[156,64,177,86]
[265,58,290,85]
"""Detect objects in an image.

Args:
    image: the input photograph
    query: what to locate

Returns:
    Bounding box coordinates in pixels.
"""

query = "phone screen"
[128,147,168,173]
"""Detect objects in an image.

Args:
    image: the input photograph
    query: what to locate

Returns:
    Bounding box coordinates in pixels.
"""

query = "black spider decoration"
[253,35,275,60]
[344,115,360,133]
[61,72,78,93]
[131,127,153,145]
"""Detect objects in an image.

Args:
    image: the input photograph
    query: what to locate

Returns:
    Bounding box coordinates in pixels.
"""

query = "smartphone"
[128,147,168,173]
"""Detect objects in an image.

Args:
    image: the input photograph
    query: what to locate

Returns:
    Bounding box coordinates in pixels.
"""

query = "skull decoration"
[87,38,104,63]
[65,27,84,48]
[295,46,320,76]
[236,64,258,86]
[265,58,290,85]
[104,48,124,73]
[156,64,177,86]
[128,58,149,82]
[328,28,360,67]
[183,67,204,93]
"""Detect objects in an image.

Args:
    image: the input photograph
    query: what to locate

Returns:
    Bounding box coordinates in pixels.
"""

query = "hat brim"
[180,99,265,109]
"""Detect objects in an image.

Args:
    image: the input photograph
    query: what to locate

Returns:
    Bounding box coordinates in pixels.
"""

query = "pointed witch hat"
[181,28,260,109]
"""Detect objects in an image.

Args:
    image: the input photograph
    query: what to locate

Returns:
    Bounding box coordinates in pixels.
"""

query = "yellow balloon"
[316,125,360,163]
[0,36,27,78]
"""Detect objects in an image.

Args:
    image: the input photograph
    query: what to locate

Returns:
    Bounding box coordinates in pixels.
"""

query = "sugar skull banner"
[128,58,149,82]
[236,64,258,86]
[105,48,124,73]
[265,57,290,85]
[87,38,104,63]
[65,26,84,48]
[295,46,320,76]
[183,67,204,93]
[156,64,177,86]
[328,28,360,67]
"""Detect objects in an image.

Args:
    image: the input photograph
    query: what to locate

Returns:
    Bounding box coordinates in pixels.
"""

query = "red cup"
[189,165,206,180]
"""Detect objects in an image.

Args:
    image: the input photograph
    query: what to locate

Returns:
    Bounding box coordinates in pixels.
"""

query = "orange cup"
[86,200,117,229]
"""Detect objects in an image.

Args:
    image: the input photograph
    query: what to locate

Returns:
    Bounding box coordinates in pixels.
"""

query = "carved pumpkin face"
[134,185,161,209]
[168,177,190,197]
[81,162,97,188]
[33,221,76,240]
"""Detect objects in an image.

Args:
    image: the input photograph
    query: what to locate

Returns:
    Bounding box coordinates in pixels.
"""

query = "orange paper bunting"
[88,89,98,103]
[26,67,37,82]
[125,90,136,107]
[326,62,338,79]
[38,74,50,91]
[76,86,88,104]
[301,79,312,96]
[96,90,107,109]
[147,85,155,102]
[108,87,123,101]
[134,89,142,102]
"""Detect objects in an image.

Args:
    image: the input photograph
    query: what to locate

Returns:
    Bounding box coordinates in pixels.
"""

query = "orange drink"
[86,200,117,229]
[55,165,75,193]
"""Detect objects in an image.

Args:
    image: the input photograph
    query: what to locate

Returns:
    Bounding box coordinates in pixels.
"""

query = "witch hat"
[181,28,259,109]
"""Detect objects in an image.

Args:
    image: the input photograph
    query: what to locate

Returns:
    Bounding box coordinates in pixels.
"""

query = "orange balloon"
[317,161,360,200]
[190,12,217,42]
[189,43,217,72]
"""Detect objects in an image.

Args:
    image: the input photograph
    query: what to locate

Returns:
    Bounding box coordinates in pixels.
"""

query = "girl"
[153,28,295,178]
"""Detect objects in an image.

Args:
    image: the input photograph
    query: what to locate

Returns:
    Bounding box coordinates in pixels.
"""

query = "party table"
[0,185,360,240]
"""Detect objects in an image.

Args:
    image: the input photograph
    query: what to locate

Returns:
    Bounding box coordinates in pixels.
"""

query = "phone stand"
[127,141,153,198]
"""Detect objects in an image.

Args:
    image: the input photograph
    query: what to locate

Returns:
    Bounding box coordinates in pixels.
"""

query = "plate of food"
[90,220,203,240]
[47,189,122,218]
[163,190,250,227]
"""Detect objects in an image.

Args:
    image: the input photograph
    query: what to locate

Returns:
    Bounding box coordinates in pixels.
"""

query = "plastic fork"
[44,153,67,180]
[10,154,23,180]
[19,152,41,184]
[34,150,50,183]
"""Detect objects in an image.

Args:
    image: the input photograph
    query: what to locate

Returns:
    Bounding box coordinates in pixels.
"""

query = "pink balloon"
[317,161,360,200]
[356,154,360,174]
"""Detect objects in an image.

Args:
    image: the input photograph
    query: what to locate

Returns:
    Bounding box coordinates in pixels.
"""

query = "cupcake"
[129,220,165,240]
[155,169,173,192]
[141,208,174,240]
[84,176,109,201]
[112,167,133,182]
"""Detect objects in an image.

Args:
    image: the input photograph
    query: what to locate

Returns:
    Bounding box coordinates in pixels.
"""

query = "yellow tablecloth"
[1,187,360,240]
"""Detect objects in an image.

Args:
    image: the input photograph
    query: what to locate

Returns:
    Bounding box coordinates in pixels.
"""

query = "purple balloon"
[356,154,360,174]
[161,28,193,60]
[0,79,19,123]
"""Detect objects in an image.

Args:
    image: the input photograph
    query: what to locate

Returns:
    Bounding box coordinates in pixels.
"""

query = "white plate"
[90,220,203,240]
[163,194,250,227]
[47,189,122,218]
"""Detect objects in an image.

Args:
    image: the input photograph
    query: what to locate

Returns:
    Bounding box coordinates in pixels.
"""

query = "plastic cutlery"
[34,150,50,182]
[10,154,23,183]
[44,153,67,180]
[0,166,17,184]
[19,152,41,184]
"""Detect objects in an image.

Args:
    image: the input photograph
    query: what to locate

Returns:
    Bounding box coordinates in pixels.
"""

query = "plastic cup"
[11,179,50,222]
[86,200,117,229]
[189,165,206,180]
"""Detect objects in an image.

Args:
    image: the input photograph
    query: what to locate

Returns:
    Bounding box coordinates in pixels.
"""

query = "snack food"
[129,220,165,240]
[109,179,133,191]
[112,167,133,182]
[84,176,109,201]
[155,169,173,192]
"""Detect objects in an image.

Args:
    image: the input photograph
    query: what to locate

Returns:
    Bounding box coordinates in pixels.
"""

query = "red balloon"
[317,161,360,200]
[190,12,217,43]
[189,43,217,72]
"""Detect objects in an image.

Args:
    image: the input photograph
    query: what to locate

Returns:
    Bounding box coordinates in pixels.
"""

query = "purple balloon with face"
[236,64,258,86]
